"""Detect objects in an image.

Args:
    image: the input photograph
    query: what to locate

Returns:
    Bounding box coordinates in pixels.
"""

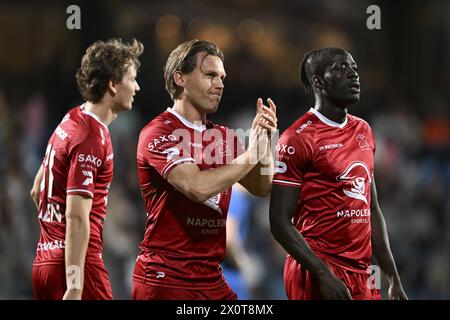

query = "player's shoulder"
[348,113,373,131]
[280,110,318,141]
[55,105,89,140]
[140,109,176,138]
[68,107,108,146]
[60,105,83,125]
[208,120,231,133]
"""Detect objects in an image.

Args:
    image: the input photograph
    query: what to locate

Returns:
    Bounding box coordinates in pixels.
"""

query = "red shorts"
[32,262,113,300]
[284,256,381,300]
[132,280,237,300]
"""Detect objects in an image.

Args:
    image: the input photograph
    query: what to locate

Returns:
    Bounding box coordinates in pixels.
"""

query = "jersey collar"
[81,103,109,131]
[309,107,348,129]
[166,107,206,132]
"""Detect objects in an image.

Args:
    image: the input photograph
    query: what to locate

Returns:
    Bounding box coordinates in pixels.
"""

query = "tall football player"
[269,48,407,300]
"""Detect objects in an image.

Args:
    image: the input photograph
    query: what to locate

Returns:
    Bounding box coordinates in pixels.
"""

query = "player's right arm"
[168,130,262,203]
[30,164,44,209]
[269,127,351,300]
[269,185,352,300]
[63,194,92,300]
[167,113,266,203]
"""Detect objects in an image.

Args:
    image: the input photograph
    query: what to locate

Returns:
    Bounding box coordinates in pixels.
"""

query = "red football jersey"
[273,108,376,272]
[34,105,114,265]
[135,108,243,289]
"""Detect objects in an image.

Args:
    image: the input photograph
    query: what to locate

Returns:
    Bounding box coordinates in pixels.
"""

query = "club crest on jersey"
[356,134,371,151]
[336,161,372,204]
[215,139,231,156]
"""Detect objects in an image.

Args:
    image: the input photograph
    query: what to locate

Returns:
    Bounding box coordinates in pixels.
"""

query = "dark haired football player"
[269,47,407,300]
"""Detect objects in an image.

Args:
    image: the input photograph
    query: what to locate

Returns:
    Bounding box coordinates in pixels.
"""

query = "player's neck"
[314,99,348,124]
[84,101,116,127]
[172,100,206,124]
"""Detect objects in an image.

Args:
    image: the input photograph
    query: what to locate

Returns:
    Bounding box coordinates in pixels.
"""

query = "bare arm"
[168,150,257,203]
[239,98,277,197]
[30,164,44,209]
[168,107,268,203]
[63,194,92,300]
[239,141,274,197]
[370,178,407,299]
[269,184,352,299]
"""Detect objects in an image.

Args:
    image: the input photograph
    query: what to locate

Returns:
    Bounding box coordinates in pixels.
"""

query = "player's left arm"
[239,98,276,197]
[370,178,408,300]
[238,141,274,196]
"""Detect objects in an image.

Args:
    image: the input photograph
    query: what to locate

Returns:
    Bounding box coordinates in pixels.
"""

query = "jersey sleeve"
[368,123,376,155]
[138,124,195,179]
[66,135,106,198]
[273,129,313,188]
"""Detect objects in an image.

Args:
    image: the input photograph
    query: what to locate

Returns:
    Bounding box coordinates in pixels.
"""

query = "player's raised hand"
[257,98,278,133]
[248,112,264,163]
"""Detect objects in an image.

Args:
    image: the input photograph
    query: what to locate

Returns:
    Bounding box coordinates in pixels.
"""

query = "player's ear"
[173,71,185,88]
[312,75,324,90]
[107,79,117,96]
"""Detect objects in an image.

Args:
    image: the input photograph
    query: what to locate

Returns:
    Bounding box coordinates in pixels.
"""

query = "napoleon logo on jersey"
[336,161,372,204]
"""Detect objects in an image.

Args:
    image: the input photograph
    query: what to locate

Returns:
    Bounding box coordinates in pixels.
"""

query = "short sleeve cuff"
[162,157,196,179]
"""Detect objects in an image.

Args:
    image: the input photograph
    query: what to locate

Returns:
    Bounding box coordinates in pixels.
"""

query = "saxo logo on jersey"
[336,161,372,204]
[78,153,102,167]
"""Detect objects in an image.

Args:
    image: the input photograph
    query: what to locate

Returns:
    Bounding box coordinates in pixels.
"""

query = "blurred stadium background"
[0,0,449,299]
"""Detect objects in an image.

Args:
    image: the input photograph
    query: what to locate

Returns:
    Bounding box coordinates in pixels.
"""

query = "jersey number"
[38,143,62,222]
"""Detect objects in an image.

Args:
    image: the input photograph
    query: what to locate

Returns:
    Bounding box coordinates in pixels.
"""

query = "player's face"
[322,52,360,108]
[183,53,226,114]
[114,65,140,111]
